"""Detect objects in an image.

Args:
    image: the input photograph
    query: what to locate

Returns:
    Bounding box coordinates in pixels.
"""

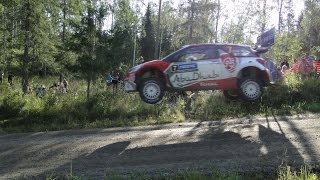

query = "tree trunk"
[86,75,91,100]
[2,5,7,75]
[154,0,162,59]
[278,0,284,32]
[62,0,67,43]
[86,0,96,100]
[215,0,220,43]
[188,0,195,43]
[261,0,267,34]
[22,1,31,94]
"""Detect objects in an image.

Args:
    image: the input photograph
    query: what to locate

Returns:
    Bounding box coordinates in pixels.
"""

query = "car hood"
[138,59,170,72]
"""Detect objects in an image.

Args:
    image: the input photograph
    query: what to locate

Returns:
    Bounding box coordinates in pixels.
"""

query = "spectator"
[49,82,58,90]
[265,58,278,81]
[112,72,119,95]
[106,73,112,87]
[8,71,13,86]
[280,59,290,69]
[62,78,69,92]
[281,65,288,75]
[0,71,3,84]
[36,84,47,97]
[276,66,283,80]
[49,82,66,94]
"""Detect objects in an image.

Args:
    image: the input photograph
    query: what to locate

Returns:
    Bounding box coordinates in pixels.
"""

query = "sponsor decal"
[172,63,198,72]
[172,65,178,72]
[199,82,218,87]
[172,70,219,87]
[221,55,237,72]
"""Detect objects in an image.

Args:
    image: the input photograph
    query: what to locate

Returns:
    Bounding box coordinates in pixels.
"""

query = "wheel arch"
[136,68,167,89]
[237,66,270,87]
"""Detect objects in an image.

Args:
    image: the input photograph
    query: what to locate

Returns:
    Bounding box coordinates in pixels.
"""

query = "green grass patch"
[0,74,320,134]
[41,165,319,180]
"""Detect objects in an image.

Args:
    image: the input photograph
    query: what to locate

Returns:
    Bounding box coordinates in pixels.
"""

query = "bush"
[299,78,320,102]
[0,90,26,117]
[1,74,320,133]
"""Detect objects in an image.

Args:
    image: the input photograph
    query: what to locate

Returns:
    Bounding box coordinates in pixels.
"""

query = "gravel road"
[0,114,320,179]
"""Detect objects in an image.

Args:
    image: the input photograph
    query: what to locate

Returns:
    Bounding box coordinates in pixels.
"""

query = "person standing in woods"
[8,71,13,86]
[112,72,119,95]
[63,78,69,93]
[0,71,4,84]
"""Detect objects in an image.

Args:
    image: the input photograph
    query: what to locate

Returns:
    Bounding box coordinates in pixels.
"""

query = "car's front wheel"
[139,78,164,104]
[239,78,262,102]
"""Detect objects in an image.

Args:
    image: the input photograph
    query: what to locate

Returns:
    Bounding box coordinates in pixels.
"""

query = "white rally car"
[124,43,271,104]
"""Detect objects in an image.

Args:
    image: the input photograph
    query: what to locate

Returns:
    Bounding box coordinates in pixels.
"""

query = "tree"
[141,4,155,62]
[284,0,295,33]
[178,0,217,44]
[17,0,60,93]
[70,0,109,99]
[278,0,284,32]
[299,0,320,54]
[154,0,162,59]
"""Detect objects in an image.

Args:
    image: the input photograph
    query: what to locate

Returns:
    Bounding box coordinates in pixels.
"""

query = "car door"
[165,46,223,90]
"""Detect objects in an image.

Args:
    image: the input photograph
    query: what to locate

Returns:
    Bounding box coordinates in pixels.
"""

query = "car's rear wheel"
[139,78,164,104]
[239,77,262,102]
[223,90,239,100]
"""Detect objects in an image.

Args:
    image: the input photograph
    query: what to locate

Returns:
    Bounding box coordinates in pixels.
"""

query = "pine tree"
[285,0,295,32]
[299,0,320,51]
[141,4,155,62]
[18,0,59,93]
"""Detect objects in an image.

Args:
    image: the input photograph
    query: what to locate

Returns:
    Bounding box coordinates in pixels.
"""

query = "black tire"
[139,78,164,104]
[223,90,240,100]
[238,77,262,102]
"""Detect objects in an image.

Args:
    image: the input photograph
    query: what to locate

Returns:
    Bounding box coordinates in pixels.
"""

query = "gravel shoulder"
[0,114,320,179]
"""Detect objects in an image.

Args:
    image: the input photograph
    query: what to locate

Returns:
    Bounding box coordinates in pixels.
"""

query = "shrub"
[299,78,320,102]
[0,90,26,117]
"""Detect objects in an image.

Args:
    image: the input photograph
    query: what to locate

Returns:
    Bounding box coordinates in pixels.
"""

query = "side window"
[172,46,219,62]
[231,46,256,57]
[219,45,256,57]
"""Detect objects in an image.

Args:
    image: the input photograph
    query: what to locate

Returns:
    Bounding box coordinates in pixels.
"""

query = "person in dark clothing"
[0,71,4,84]
[112,72,119,95]
[8,71,13,86]
[62,78,69,92]
[280,59,290,69]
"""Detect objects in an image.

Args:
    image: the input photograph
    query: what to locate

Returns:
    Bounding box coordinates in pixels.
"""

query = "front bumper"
[124,81,137,92]
[124,73,137,92]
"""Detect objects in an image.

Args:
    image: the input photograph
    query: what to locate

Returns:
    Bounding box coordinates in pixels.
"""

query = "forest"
[0,0,320,133]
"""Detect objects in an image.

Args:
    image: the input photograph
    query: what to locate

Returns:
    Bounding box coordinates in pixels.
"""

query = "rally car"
[124,43,271,104]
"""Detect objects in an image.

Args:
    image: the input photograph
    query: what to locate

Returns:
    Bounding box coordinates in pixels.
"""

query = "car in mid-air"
[124,43,271,104]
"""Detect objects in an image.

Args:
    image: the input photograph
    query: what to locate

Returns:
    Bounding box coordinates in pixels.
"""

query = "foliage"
[1,74,320,133]
[277,165,318,180]
[299,0,320,52]
[0,90,26,117]
[269,33,303,64]
[141,4,155,61]
[44,165,319,180]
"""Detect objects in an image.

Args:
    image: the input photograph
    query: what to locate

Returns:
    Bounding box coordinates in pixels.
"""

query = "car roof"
[184,43,251,48]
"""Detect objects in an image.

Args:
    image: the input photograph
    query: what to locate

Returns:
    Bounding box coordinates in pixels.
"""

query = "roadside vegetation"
[0,73,319,134]
[43,165,319,180]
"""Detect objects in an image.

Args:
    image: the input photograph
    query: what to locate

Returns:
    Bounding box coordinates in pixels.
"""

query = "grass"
[0,74,320,134]
[41,165,319,180]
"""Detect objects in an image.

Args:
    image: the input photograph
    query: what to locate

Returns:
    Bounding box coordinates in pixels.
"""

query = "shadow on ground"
[39,124,307,179]
[1,115,319,179]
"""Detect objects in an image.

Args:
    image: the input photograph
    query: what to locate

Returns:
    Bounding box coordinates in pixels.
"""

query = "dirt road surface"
[1,114,320,179]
